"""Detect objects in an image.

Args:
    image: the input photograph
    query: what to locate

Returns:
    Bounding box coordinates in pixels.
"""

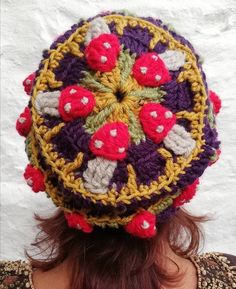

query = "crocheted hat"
[16,12,221,238]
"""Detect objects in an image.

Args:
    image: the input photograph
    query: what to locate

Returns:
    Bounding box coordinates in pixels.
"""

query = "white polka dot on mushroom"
[26,178,33,186]
[152,55,158,61]
[69,88,77,94]
[110,129,117,137]
[155,74,161,81]
[140,66,148,74]
[103,42,111,49]
[94,140,104,149]
[156,125,164,133]
[81,96,89,105]
[141,220,150,229]
[64,103,71,113]
[150,111,158,118]
[18,117,26,124]
[151,55,158,61]
[25,79,31,85]
[165,111,173,119]
[100,56,107,63]
[118,147,125,153]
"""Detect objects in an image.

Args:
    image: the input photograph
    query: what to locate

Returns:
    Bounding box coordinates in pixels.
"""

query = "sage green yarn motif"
[81,47,166,144]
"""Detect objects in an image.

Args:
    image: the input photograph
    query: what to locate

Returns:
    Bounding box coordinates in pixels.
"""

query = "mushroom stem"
[84,17,111,46]
[35,91,60,117]
[83,157,117,194]
[163,124,196,157]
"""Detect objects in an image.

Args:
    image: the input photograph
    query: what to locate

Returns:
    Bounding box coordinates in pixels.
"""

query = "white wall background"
[1,0,236,260]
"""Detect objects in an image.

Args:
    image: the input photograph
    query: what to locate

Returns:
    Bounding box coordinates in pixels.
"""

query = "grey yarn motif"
[83,157,117,194]
[164,124,196,157]
[35,91,60,116]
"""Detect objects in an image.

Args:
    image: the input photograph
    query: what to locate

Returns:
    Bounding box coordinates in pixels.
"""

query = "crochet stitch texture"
[17,12,221,238]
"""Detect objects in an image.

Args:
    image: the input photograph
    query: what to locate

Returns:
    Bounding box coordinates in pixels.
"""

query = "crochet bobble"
[22,72,35,95]
[173,179,200,208]
[209,90,222,115]
[140,103,176,143]
[16,107,32,137]
[65,212,93,233]
[125,211,157,238]
[132,52,171,87]
[23,164,45,193]
[89,122,130,161]
[58,85,95,121]
[85,33,120,72]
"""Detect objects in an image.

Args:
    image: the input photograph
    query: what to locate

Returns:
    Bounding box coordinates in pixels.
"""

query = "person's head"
[16,11,221,289]
[27,208,207,288]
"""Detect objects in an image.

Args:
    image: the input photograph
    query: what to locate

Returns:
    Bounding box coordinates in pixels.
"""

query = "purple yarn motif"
[110,139,165,191]
[111,23,153,56]
[52,118,91,162]
[126,139,165,186]
[109,21,168,56]
[43,115,61,129]
[162,79,194,113]
[55,178,177,218]
[53,53,87,89]
[158,207,177,223]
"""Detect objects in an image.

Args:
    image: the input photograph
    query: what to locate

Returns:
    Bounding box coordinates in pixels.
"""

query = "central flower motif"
[82,47,166,144]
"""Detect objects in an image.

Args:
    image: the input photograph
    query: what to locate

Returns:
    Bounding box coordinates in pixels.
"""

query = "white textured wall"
[1,0,236,260]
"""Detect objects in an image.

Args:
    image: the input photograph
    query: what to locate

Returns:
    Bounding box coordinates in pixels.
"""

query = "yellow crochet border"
[29,15,207,225]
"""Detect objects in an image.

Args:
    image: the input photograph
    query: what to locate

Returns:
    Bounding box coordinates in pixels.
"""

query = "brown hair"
[26,208,207,289]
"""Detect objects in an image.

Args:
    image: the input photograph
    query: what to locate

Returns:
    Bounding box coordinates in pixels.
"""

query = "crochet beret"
[16,12,221,238]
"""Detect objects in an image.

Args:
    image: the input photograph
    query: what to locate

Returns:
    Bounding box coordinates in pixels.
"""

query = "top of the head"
[16,11,221,238]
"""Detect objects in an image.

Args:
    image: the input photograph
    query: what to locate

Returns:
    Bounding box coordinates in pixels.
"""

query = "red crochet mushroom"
[89,122,130,160]
[85,33,120,72]
[23,164,45,193]
[173,179,199,208]
[125,211,157,238]
[23,72,36,95]
[139,103,176,143]
[65,212,93,233]
[209,90,221,115]
[132,52,171,87]
[58,85,95,121]
[16,107,32,137]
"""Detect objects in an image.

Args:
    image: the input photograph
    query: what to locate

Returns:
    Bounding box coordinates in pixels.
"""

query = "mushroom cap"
[16,107,32,137]
[139,103,176,143]
[58,85,95,121]
[124,211,157,238]
[22,72,36,95]
[89,122,130,160]
[209,90,222,115]
[173,179,199,208]
[85,33,120,72]
[132,52,171,87]
[65,212,93,233]
[23,164,45,193]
